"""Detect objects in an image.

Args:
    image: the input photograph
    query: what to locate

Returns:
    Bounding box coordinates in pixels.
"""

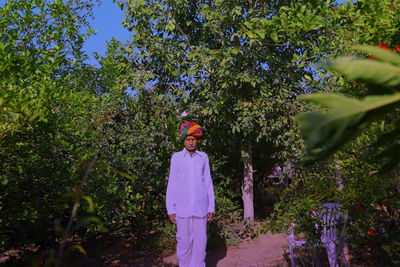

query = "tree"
[116,0,327,220]
[116,0,399,220]
[0,0,104,255]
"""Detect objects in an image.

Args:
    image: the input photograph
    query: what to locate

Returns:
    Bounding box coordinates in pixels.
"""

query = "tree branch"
[57,155,97,258]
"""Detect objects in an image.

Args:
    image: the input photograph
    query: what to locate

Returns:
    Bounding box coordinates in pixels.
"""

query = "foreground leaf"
[297,93,400,165]
[330,58,400,88]
[353,45,400,67]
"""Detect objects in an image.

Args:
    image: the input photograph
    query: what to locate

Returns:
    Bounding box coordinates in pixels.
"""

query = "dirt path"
[163,232,289,267]
[72,232,290,266]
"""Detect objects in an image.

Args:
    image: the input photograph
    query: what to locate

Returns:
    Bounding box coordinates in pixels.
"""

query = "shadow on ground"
[205,248,227,267]
[204,219,227,267]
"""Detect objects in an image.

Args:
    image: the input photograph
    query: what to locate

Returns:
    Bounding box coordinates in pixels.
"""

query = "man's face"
[184,136,198,152]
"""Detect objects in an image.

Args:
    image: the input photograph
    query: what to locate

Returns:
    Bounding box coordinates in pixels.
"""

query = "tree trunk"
[242,141,254,221]
[335,160,344,191]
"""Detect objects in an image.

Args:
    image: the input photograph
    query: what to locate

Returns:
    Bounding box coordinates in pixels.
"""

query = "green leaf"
[107,165,138,182]
[81,195,95,213]
[304,74,312,81]
[353,45,400,67]
[166,19,175,31]
[297,93,400,166]
[71,245,87,256]
[270,32,278,43]
[72,216,108,233]
[330,57,400,87]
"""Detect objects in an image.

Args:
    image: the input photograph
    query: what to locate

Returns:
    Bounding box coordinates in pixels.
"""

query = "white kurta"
[166,148,215,217]
[166,148,215,267]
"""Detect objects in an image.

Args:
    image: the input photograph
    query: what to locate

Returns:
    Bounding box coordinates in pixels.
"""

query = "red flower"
[355,82,360,87]
[396,45,400,53]
[367,228,375,235]
[333,7,337,12]
[312,208,316,212]
[380,42,393,52]
[327,89,332,93]
[357,202,362,211]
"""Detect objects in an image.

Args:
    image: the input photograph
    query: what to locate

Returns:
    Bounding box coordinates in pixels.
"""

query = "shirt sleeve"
[166,154,177,215]
[205,155,215,213]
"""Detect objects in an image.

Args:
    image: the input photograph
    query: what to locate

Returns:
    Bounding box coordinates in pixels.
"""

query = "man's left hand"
[207,212,213,222]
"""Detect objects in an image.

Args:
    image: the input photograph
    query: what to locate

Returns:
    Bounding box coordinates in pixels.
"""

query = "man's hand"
[207,212,213,222]
[168,214,176,224]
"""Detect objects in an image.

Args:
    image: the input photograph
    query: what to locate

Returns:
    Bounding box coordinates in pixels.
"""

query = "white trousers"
[176,216,207,267]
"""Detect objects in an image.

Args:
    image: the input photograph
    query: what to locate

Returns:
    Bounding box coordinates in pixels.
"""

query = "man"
[166,121,215,267]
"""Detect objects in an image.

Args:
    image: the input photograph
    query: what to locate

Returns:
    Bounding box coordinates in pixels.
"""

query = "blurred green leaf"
[107,165,138,182]
[297,93,400,165]
[353,45,400,67]
[81,195,95,213]
[72,216,108,233]
[69,244,87,256]
[330,58,400,87]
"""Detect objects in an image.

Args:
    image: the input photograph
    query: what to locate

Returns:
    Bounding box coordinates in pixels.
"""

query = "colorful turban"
[178,121,203,140]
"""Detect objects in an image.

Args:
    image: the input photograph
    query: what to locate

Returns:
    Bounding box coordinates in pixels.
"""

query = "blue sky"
[83,1,131,65]
[83,0,348,65]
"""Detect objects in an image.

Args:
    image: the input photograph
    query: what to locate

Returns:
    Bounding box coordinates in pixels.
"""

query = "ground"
[163,232,289,267]
[71,232,290,267]
[2,231,357,266]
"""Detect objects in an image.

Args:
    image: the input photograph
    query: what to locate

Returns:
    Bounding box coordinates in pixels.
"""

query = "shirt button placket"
[189,154,195,214]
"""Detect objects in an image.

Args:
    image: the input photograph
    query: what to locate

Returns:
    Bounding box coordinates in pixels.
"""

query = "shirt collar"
[183,148,202,157]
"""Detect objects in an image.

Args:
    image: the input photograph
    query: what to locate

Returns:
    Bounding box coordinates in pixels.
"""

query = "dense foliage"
[1,0,102,254]
[294,44,400,264]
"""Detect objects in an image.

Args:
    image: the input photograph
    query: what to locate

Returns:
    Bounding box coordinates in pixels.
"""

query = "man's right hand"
[168,214,176,224]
